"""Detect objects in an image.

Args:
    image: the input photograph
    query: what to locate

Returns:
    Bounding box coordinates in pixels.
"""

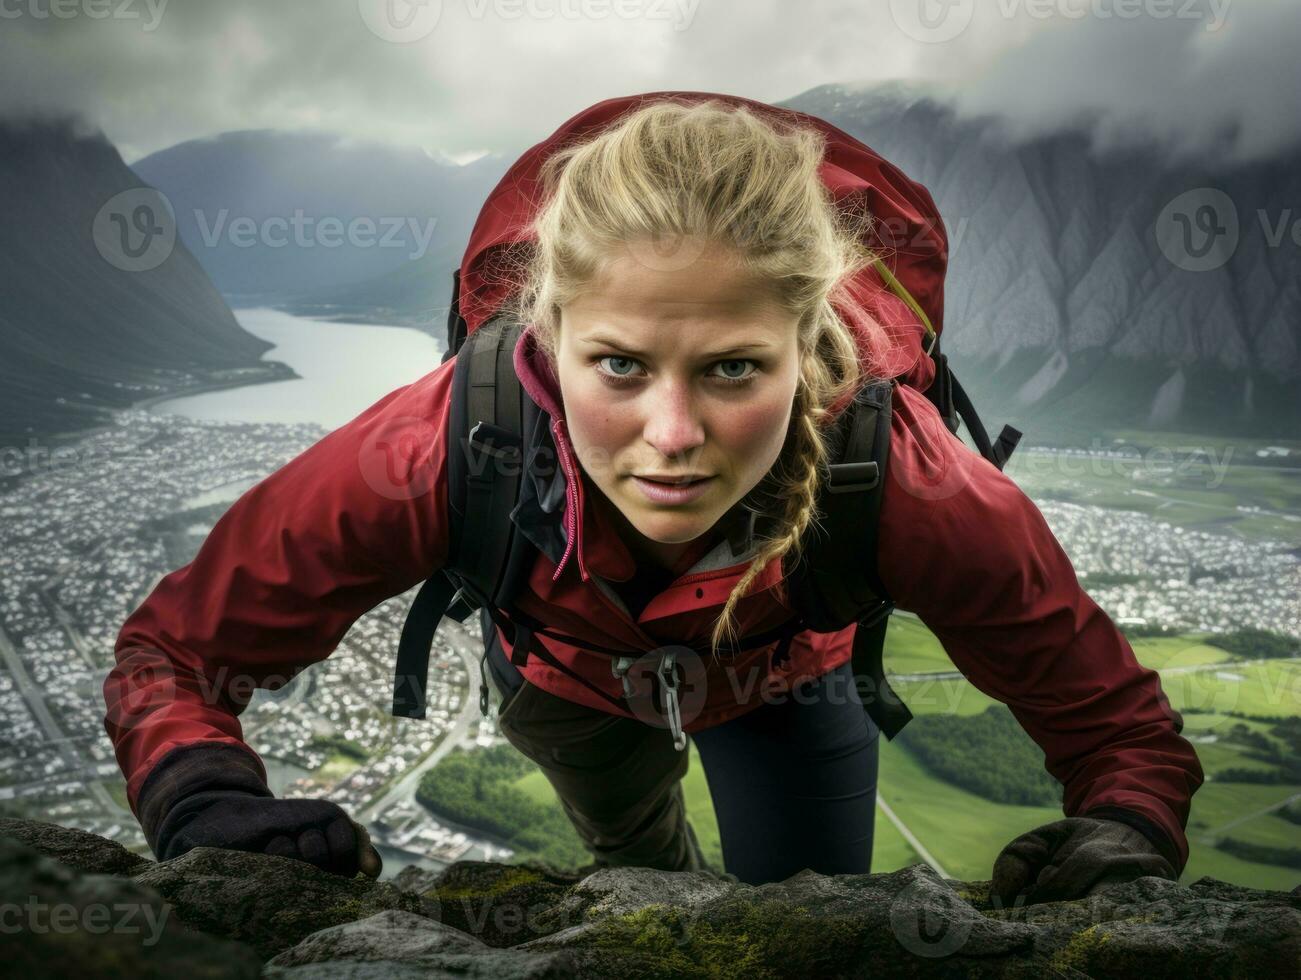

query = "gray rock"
[985,873,1301,977]
[129,844,442,959]
[3,818,1297,978]
[0,816,153,876]
[264,909,580,978]
[0,835,260,978]
[402,859,593,947]
[521,862,1043,977]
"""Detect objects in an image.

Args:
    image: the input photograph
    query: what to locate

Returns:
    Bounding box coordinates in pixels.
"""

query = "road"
[891,655,1301,686]
[357,617,487,825]
[0,617,124,816]
[1158,655,1301,676]
[1199,791,1301,843]
[34,538,112,670]
[876,794,950,879]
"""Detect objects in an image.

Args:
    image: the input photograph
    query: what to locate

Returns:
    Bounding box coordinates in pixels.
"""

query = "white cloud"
[0,0,1293,166]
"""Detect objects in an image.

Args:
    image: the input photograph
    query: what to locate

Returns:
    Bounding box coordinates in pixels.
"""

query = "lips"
[632,475,715,504]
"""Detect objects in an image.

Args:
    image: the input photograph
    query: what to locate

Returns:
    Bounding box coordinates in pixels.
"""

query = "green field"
[504,627,1299,892]
[875,631,1300,890]
[315,752,362,785]
[1005,439,1301,546]
[463,425,1301,889]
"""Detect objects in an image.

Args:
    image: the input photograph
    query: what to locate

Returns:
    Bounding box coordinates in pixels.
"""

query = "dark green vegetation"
[894,705,1064,807]
[1206,628,1301,661]
[1213,837,1301,870]
[416,744,590,870]
[309,734,368,761]
[1213,718,1301,783]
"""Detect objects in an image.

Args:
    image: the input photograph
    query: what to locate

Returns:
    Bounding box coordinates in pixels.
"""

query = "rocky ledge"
[1,818,1297,978]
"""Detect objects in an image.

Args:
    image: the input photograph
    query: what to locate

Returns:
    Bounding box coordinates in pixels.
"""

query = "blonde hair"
[506,98,895,659]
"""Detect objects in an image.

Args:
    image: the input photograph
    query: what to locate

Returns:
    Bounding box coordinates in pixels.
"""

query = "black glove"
[137,742,382,879]
[157,790,383,877]
[992,812,1178,907]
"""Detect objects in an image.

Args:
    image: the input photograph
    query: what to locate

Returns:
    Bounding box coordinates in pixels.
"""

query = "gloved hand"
[991,815,1176,907]
[157,790,383,878]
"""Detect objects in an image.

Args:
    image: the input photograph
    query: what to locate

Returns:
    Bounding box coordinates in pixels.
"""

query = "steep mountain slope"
[0,117,286,447]
[130,130,509,303]
[781,83,1300,440]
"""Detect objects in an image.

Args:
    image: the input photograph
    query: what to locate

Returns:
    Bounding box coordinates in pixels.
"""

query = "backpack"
[389,261,1022,745]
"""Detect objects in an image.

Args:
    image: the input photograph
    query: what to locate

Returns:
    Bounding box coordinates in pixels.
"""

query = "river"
[149,307,443,428]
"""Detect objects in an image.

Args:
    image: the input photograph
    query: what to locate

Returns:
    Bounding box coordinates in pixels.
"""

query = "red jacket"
[103,92,1204,873]
[101,321,1204,871]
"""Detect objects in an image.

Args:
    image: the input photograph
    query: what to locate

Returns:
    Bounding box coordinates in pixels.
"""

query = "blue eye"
[710,359,757,383]
[598,356,642,379]
[593,356,759,388]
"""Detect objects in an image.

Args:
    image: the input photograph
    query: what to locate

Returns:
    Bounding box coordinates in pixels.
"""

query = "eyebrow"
[579,334,774,358]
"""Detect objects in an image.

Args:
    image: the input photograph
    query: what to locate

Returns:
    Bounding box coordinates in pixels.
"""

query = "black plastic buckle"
[827,460,880,494]
[466,421,523,484]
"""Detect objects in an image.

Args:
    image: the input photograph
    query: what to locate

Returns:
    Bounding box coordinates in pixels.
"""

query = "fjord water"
[149,307,443,428]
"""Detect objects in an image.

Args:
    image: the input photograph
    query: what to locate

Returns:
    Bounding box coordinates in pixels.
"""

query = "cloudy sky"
[0,0,1296,167]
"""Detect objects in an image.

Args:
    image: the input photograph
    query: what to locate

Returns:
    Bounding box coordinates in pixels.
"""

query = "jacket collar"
[511,324,758,585]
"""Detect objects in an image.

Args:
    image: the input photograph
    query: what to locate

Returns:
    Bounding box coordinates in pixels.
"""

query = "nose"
[642,378,705,463]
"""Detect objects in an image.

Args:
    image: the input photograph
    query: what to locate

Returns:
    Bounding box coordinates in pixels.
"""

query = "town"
[0,408,1296,874]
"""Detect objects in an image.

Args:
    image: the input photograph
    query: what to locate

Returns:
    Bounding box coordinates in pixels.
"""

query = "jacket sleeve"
[102,355,458,834]
[874,384,1205,875]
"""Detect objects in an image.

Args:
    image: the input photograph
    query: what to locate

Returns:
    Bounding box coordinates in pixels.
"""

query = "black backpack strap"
[853,603,913,741]
[924,335,958,435]
[780,376,913,737]
[474,596,629,710]
[441,268,468,366]
[925,335,1022,472]
[392,571,456,717]
[392,315,535,719]
[786,377,896,628]
[949,370,1022,471]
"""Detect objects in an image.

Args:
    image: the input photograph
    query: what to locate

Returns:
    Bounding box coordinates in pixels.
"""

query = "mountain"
[118,89,1299,441]
[268,233,468,331]
[0,117,289,449]
[779,83,1300,441]
[3,819,1296,976]
[130,130,510,307]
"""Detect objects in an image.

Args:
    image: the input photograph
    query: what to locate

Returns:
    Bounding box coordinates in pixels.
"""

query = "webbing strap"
[950,371,1022,471]
[392,571,458,718]
[476,596,628,708]
[480,592,816,712]
[852,604,913,740]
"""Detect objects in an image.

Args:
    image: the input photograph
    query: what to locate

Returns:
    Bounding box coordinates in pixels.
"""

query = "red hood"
[470,90,950,583]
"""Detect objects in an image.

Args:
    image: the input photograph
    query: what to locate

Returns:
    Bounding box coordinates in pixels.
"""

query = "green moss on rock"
[580,897,866,980]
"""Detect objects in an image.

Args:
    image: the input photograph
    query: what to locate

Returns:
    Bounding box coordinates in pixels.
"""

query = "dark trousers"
[491,643,880,886]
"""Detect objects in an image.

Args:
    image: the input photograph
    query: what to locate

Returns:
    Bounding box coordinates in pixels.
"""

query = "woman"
[104,93,1202,902]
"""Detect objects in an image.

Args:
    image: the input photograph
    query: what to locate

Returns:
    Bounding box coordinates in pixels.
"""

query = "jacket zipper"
[547,417,690,750]
[549,418,590,584]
